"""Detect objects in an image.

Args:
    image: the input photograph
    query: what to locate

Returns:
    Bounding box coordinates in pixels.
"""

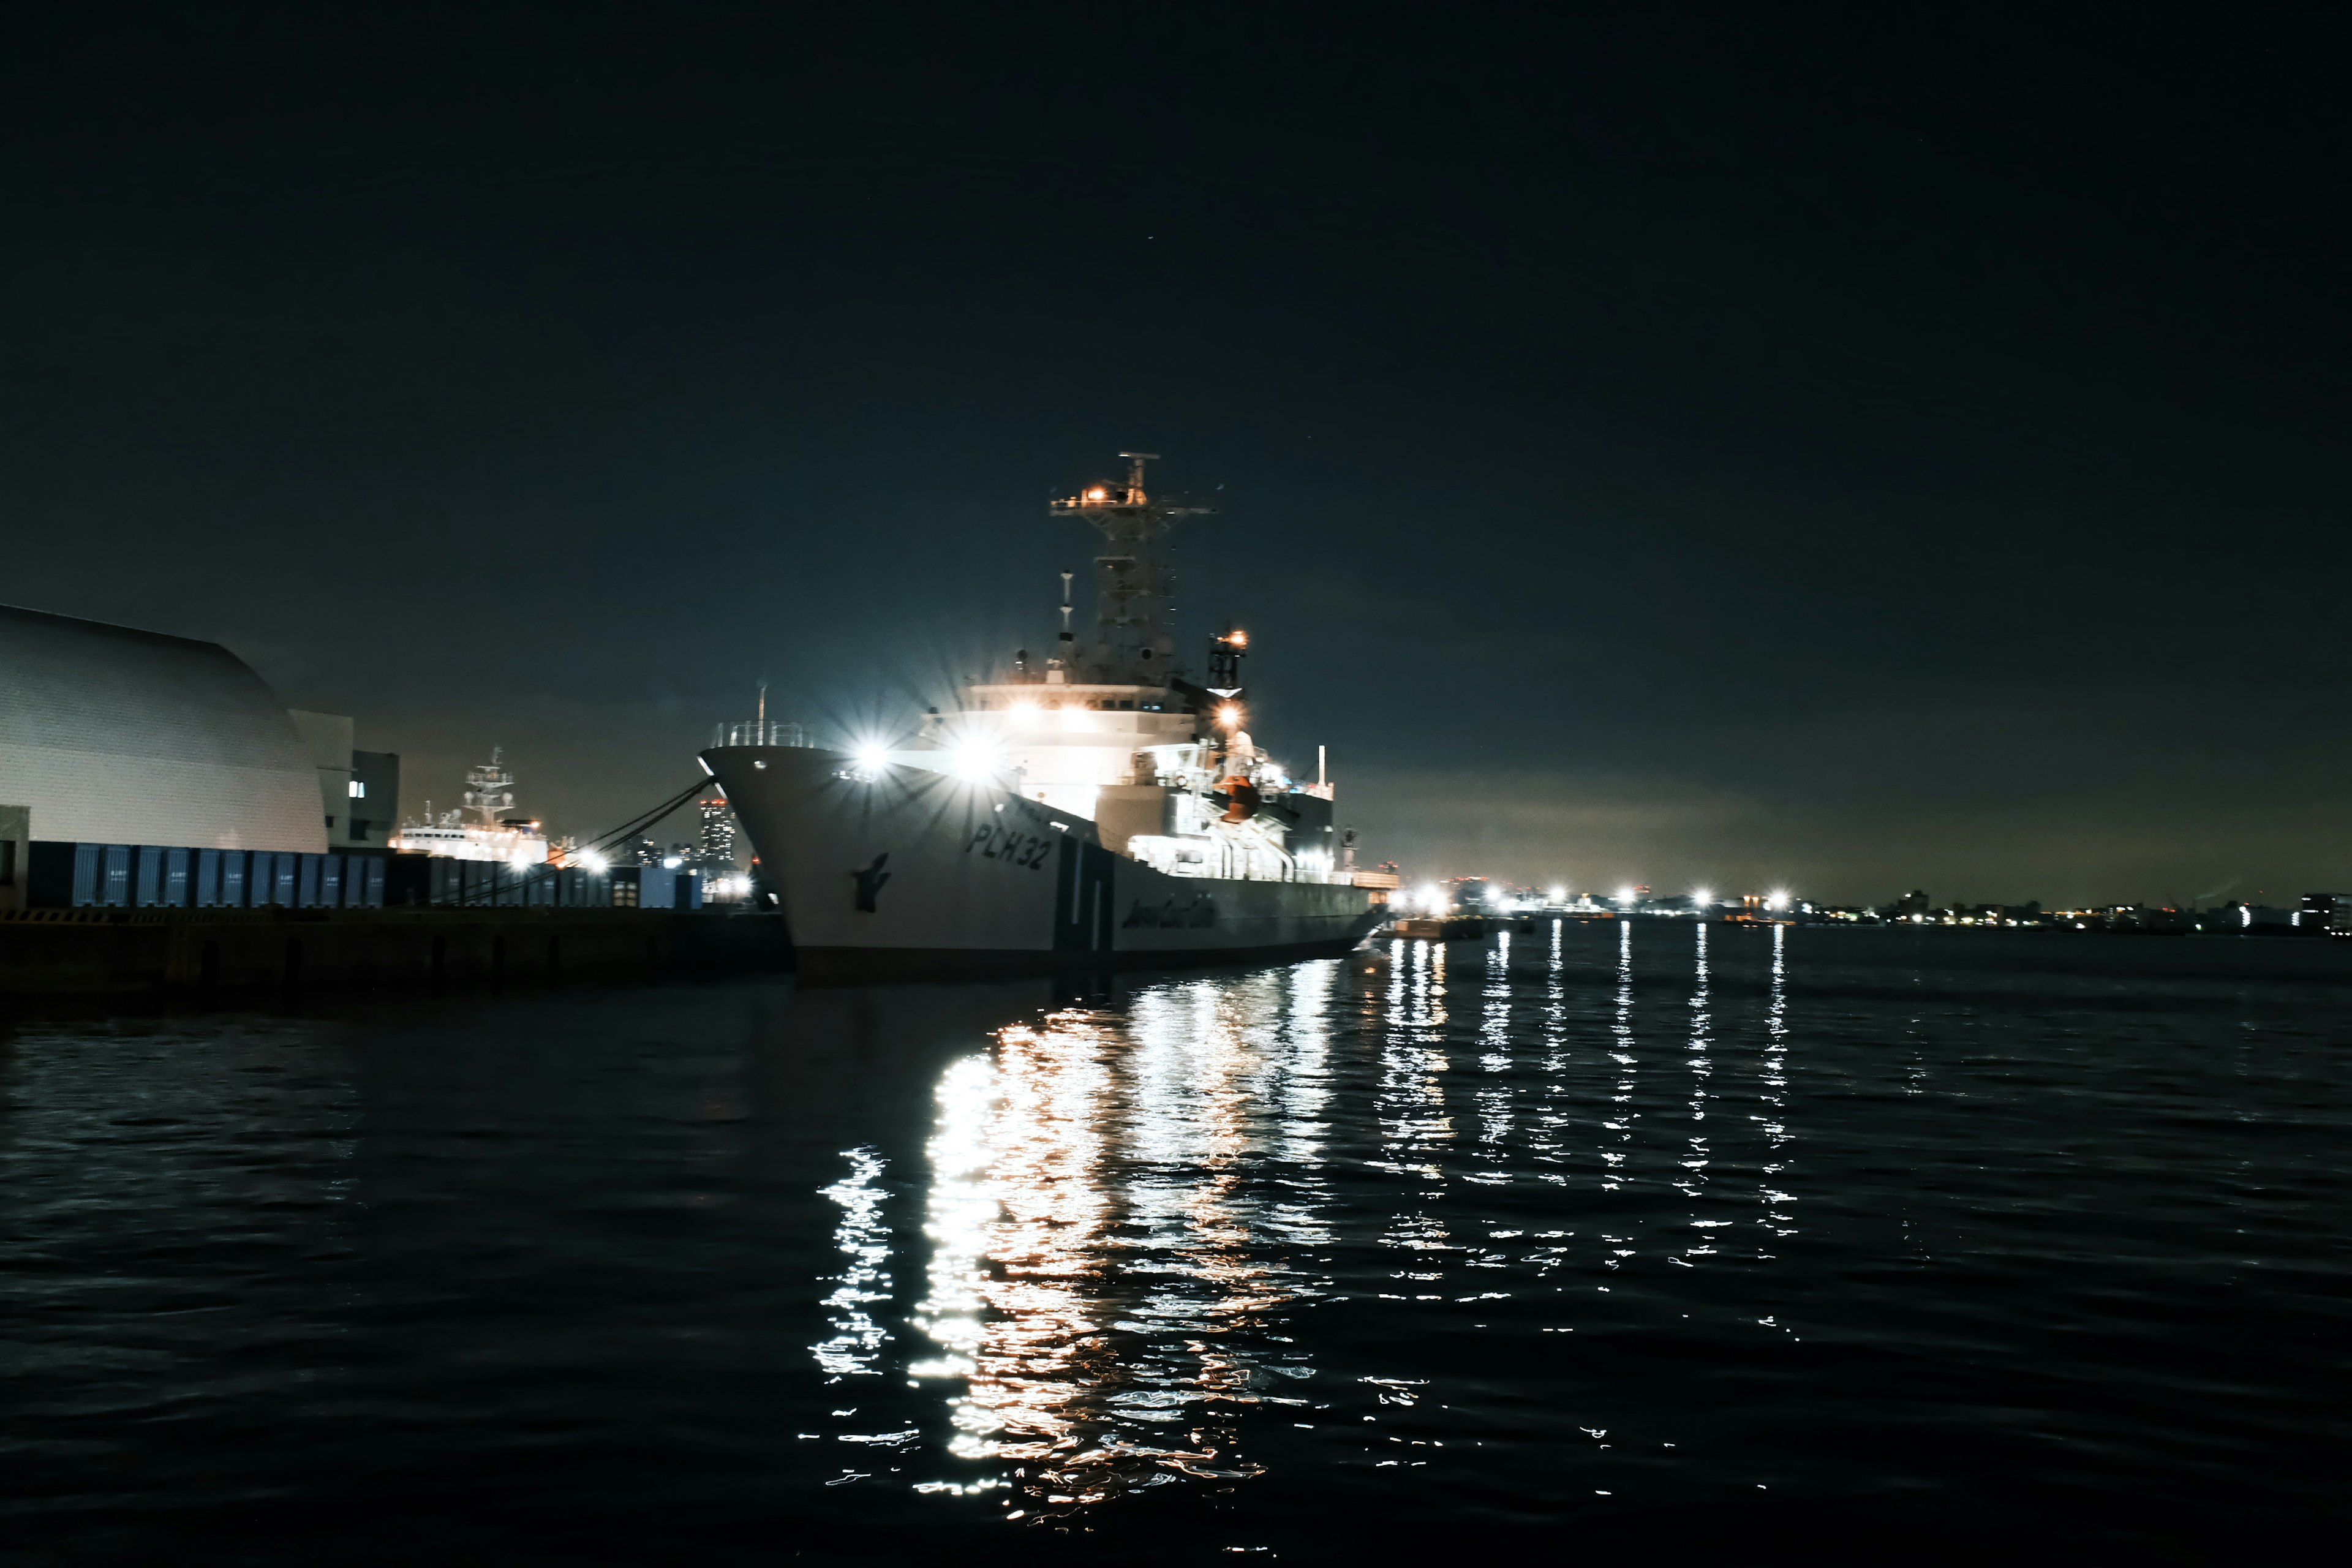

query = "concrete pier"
[0,907,792,999]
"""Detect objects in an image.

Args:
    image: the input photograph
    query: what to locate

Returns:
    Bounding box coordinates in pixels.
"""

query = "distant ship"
[390,747,552,865]
[702,454,1393,980]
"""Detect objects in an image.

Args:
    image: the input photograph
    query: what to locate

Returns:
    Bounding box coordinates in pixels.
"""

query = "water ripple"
[4,929,2350,1558]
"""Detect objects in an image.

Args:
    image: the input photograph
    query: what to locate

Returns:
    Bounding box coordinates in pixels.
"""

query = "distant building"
[2205,902,2296,932]
[288,710,403,852]
[695,792,736,865]
[2299,894,2352,935]
[0,603,326,854]
[349,750,401,849]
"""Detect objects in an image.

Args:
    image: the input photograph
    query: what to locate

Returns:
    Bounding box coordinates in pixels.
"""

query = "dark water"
[5,925,2349,1564]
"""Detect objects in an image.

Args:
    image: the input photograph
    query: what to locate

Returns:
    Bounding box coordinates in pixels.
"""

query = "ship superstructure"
[700,454,1387,979]
[895,454,1349,881]
[390,747,551,865]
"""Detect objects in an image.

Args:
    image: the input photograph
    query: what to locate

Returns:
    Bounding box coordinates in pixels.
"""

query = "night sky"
[6,7,2346,906]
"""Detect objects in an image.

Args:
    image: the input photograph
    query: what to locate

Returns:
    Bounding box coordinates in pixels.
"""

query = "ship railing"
[1129,833,1372,884]
[710,720,809,748]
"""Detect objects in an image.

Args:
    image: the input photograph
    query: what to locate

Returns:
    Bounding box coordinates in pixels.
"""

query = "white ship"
[390,748,552,866]
[703,454,1393,981]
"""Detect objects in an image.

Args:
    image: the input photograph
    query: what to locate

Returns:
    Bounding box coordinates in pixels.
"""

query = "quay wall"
[0,907,791,998]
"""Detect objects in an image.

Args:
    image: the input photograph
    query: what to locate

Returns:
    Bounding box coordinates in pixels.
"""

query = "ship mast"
[462,747,516,829]
[1050,452,1215,685]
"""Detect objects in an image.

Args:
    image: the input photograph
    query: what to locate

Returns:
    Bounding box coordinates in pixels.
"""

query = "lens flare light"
[951,740,1001,782]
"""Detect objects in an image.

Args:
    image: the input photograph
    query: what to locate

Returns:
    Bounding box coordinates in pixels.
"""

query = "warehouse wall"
[0,603,327,853]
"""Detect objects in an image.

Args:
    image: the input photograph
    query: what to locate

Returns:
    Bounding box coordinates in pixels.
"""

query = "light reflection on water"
[9,925,2344,1557]
[815,1147,893,1381]
[889,928,1813,1517]
[903,971,1342,1509]
[741,920,2352,1544]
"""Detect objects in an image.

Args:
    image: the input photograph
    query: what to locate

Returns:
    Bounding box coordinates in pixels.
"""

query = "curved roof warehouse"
[0,603,328,853]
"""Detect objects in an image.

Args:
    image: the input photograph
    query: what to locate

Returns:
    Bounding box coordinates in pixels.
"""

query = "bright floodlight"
[1549,886,1567,903]
[1616,885,1637,904]
[1767,889,1789,911]
[851,741,891,774]
[1419,882,1445,913]
[1693,888,1714,906]
[1216,703,1243,728]
[662,856,683,870]
[951,740,998,782]
[1009,699,1041,721]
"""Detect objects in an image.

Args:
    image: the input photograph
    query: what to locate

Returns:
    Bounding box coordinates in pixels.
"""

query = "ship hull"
[701,745,1381,981]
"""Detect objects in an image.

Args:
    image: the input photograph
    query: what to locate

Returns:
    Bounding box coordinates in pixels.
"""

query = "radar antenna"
[1118,450,1157,503]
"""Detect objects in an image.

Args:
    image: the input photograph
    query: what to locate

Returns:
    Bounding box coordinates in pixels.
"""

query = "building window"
[349,780,366,798]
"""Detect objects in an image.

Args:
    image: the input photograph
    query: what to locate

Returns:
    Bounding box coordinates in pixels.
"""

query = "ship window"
[349,780,366,798]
